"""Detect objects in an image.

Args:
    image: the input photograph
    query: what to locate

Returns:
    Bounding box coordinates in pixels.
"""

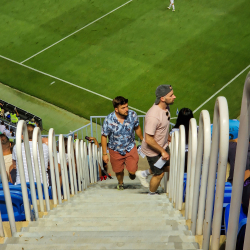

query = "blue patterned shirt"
[101,110,139,155]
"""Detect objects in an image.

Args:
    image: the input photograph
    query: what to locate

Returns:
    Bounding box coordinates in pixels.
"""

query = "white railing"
[226,72,250,250]
[0,120,101,236]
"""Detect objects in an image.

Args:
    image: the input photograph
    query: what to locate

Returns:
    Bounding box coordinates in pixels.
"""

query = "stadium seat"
[26,182,52,199]
[0,185,32,202]
[0,191,26,221]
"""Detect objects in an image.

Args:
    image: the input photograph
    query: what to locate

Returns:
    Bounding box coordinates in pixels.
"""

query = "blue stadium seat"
[26,182,52,199]
[0,191,26,221]
[0,185,32,202]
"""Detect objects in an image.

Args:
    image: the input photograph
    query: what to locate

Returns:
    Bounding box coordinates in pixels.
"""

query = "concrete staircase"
[2,177,200,249]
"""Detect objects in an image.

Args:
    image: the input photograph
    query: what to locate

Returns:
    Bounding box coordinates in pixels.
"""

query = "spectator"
[0,121,5,134]
[0,134,14,182]
[227,139,250,184]
[3,125,11,137]
[74,133,77,142]
[12,124,49,185]
[10,108,19,124]
[171,108,194,172]
[0,103,4,117]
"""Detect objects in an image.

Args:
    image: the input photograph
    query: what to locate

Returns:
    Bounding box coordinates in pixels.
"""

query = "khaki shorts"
[109,146,139,174]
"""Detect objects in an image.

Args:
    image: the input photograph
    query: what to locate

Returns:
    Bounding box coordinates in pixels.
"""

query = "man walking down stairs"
[2,177,200,250]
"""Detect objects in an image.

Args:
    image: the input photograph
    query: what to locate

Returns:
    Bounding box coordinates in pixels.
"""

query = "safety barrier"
[0,120,102,237]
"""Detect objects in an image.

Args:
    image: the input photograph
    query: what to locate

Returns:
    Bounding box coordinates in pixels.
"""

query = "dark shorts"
[146,146,170,176]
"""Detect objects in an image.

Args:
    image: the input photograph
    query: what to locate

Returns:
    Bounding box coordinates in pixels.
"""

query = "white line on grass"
[50,81,55,85]
[193,64,250,114]
[0,54,146,114]
[20,0,133,64]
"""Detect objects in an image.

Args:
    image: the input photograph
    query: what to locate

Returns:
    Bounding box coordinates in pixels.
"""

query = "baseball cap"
[155,85,173,104]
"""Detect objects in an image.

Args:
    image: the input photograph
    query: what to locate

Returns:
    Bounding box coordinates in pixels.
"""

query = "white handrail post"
[0,141,16,234]
[196,110,211,235]
[176,125,185,210]
[17,120,38,220]
[68,136,76,195]
[59,135,70,200]
[84,142,90,186]
[226,72,250,250]
[185,118,197,220]
[173,131,179,204]
[169,137,174,200]
[35,128,50,212]
[191,112,210,234]
[32,127,45,212]
[203,96,229,250]
[93,144,98,182]
[88,143,94,183]
[75,139,82,192]
[80,140,85,190]
[0,211,5,237]
[48,129,58,205]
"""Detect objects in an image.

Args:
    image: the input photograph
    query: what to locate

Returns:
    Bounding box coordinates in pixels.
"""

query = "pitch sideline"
[0,54,146,114]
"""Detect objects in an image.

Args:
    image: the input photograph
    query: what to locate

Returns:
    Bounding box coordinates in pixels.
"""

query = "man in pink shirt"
[141,85,176,195]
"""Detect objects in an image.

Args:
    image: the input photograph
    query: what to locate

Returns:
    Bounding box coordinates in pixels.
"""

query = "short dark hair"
[1,121,4,125]
[112,96,128,109]
[27,124,35,140]
[0,134,10,150]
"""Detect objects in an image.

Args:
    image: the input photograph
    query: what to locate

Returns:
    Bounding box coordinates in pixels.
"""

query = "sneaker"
[117,183,124,190]
[172,9,175,12]
[148,191,159,195]
[167,7,171,9]
[129,172,136,180]
[135,170,149,188]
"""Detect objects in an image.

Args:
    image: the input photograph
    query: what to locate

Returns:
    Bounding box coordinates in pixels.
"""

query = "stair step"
[21,224,189,232]
[2,242,200,249]
[13,230,192,238]
[5,235,198,244]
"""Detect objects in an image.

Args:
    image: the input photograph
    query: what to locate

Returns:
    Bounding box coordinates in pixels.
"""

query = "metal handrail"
[32,127,45,212]
[16,120,37,221]
[59,134,70,200]
[226,72,250,250]
[185,118,197,220]
[48,128,62,204]
[202,96,229,250]
[68,136,76,195]
[88,143,95,183]
[0,140,16,234]
[175,125,185,210]
[191,110,211,235]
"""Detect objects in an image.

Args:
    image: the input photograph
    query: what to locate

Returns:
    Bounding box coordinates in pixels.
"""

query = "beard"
[118,111,128,117]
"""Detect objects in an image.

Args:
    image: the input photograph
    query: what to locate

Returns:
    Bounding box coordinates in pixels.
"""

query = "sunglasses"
[166,111,170,121]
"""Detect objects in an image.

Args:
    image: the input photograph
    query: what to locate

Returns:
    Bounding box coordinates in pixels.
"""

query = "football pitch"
[0,0,250,124]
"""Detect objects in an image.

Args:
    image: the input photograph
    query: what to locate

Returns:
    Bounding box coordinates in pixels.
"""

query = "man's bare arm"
[135,125,143,141]
[101,135,109,164]
[145,134,169,161]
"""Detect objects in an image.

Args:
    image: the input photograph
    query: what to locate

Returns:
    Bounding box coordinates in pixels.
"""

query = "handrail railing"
[226,72,250,250]
[190,111,211,235]
[203,96,229,250]
[16,120,37,221]
[0,140,16,234]
[185,118,197,220]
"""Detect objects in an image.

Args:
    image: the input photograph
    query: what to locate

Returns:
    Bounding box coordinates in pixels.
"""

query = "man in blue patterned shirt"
[101,96,143,190]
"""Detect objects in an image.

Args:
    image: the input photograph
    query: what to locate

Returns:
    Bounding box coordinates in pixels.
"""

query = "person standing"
[167,0,175,12]
[141,85,176,195]
[101,96,143,190]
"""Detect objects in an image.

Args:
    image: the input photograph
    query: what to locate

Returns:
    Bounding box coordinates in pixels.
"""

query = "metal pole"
[196,110,211,235]
[226,72,250,250]
[191,113,206,234]
[0,141,16,234]
[75,139,82,192]
[173,131,179,204]
[48,129,57,205]
[84,142,90,186]
[176,125,185,210]
[88,143,94,183]
[0,211,5,237]
[16,121,31,221]
[186,119,198,220]
[203,96,229,250]
[32,127,45,212]
[36,128,50,212]
[90,117,93,137]
[67,136,75,195]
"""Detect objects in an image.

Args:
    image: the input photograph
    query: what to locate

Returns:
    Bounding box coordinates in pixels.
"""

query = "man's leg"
[116,170,124,184]
[125,146,139,180]
[149,166,169,192]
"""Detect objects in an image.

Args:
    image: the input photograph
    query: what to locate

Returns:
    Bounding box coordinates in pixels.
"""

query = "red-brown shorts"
[109,146,139,174]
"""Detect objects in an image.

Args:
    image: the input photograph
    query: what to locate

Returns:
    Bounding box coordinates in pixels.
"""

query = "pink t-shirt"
[141,104,170,157]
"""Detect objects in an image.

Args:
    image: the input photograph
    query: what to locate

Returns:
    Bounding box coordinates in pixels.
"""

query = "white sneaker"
[135,170,149,188]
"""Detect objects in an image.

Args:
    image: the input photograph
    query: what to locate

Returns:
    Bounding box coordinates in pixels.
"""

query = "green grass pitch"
[0,0,250,124]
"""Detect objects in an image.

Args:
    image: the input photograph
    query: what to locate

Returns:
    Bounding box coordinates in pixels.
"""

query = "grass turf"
[0,0,250,123]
